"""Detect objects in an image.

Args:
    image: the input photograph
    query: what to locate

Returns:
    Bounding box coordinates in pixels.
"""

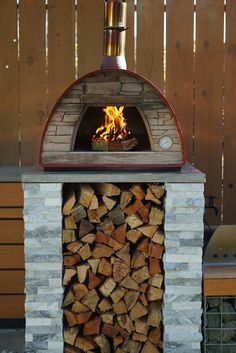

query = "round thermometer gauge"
[159,136,173,150]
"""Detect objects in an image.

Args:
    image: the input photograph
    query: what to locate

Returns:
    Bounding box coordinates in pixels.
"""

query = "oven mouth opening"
[73,106,151,152]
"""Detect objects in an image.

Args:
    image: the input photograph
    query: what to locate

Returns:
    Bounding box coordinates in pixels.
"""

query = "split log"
[111,223,127,244]
[152,231,165,245]
[108,237,124,251]
[89,194,99,210]
[64,254,81,267]
[137,202,151,223]
[126,213,143,229]
[63,269,77,286]
[131,251,146,269]
[81,289,100,312]
[133,333,147,343]
[83,317,101,336]
[64,326,79,346]
[147,302,162,327]
[132,266,150,284]
[65,344,82,353]
[116,243,130,266]
[101,312,114,325]
[148,243,164,259]
[149,184,165,199]
[148,326,162,347]
[102,196,117,211]
[79,220,94,238]
[120,276,139,290]
[78,244,92,261]
[108,206,125,225]
[113,258,130,282]
[135,318,149,335]
[98,257,113,277]
[93,243,114,258]
[67,241,83,253]
[145,187,161,205]
[74,284,88,301]
[121,137,138,151]
[65,215,77,230]
[139,293,148,307]
[124,290,139,311]
[149,274,163,288]
[77,184,94,208]
[75,337,96,351]
[137,238,149,255]
[98,219,115,236]
[138,225,158,238]
[126,229,142,244]
[96,183,121,197]
[117,314,135,334]
[120,339,142,352]
[113,336,124,349]
[88,270,102,289]
[87,259,100,274]
[64,310,77,327]
[71,204,86,222]
[120,190,133,210]
[149,258,162,275]
[146,286,163,301]
[129,301,148,321]
[63,289,75,307]
[87,209,100,223]
[94,334,111,353]
[113,300,128,315]
[110,288,126,304]
[63,191,76,215]
[81,233,95,244]
[76,311,92,325]
[149,207,164,226]
[99,277,116,297]
[71,301,89,314]
[95,230,109,245]
[124,200,144,216]
[97,204,108,218]
[63,229,76,243]
[139,282,148,293]
[130,184,146,200]
[98,298,112,312]
[103,323,120,337]
[141,341,161,353]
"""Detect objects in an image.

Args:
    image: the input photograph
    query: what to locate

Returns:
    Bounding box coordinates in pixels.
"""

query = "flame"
[93,106,130,142]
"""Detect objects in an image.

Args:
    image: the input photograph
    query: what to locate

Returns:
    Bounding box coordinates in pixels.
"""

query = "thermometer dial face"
[159,136,173,150]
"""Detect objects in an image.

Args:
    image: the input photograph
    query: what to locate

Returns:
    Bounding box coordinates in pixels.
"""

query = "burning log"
[62,182,165,352]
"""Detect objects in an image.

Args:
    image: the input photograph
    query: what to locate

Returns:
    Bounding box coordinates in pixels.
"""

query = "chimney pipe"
[101,0,127,70]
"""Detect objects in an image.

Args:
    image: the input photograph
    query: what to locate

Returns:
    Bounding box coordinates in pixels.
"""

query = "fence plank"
[0,295,25,318]
[48,0,75,111]
[77,0,103,77]
[136,0,164,91]
[223,1,236,224]
[126,0,135,71]
[0,183,23,207]
[166,0,194,162]
[19,0,47,166]
[195,0,224,225]
[0,220,24,244]
[0,245,24,269]
[0,1,19,165]
[0,271,24,294]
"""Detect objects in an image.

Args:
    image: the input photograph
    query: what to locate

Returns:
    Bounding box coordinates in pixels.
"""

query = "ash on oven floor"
[0,329,24,353]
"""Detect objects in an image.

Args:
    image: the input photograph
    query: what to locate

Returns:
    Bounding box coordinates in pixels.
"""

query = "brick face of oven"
[23,179,204,353]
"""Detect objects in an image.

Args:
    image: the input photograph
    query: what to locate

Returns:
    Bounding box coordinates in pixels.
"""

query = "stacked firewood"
[62,182,165,353]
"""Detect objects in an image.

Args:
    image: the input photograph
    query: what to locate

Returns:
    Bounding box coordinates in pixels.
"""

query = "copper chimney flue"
[101,0,127,70]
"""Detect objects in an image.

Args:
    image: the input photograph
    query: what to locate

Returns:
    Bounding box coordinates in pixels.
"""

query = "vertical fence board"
[136,0,164,91]
[223,1,236,224]
[19,0,46,166]
[195,0,224,225]
[126,0,135,71]
[48,0,75,112]
[166,0,194,163]
[77,0,103,77]
[0,1,19,165]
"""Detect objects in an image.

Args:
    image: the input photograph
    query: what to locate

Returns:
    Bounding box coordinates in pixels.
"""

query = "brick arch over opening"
[39,69,186,169]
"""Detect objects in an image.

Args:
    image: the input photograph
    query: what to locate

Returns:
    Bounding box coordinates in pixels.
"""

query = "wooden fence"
[0,0,236,319]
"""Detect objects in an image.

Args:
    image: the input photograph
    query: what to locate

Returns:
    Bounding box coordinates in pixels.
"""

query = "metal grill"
[203,296,236,353]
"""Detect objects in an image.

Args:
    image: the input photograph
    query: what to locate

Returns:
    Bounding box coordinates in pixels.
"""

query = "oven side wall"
[23,183,64,353]
[164,182,205,353]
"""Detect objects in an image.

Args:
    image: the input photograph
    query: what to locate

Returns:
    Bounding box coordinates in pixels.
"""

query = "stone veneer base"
[23,168,205,353]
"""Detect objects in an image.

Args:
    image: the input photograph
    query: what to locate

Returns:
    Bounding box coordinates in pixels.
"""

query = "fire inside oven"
[73,106,151,152]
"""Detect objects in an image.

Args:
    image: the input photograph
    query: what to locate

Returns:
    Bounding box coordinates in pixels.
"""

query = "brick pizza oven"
[23,1,205,352]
